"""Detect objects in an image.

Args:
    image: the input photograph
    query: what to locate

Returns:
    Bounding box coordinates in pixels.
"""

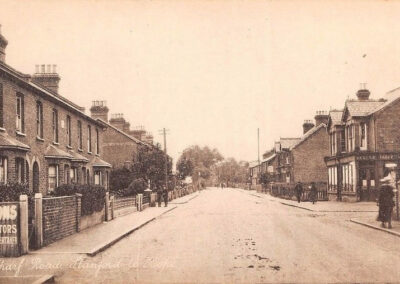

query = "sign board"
[0,202,20,257]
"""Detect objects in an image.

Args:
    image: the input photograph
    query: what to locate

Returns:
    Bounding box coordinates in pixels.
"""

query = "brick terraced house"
[325,87,400,202]
[0,29,111,195]
[89,101,152,169]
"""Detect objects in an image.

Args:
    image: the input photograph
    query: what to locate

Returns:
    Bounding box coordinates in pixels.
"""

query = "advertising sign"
[0,202,20,257]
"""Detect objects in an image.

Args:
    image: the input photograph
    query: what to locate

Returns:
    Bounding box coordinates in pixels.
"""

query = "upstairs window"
[66,115,71,146]
[77,120,82,150]
[95,128,99,155]
[347,125,354,152]
[340,129,346,153]
[330,132,337,155]
[16,93,24,133]
[52,109,58,143]
[87,125,92,153]
[36,101,43,138]
[360,123,367,149]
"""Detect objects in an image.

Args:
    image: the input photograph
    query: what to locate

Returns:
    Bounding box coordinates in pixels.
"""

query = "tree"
[176,145,223,184]
[176,157,194,180]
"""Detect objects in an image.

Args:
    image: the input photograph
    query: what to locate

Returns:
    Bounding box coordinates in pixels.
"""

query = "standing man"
[163,186,168,207]
[378,176,395,229]
[310,182,318,204]
[295,182,303,203]
[157,185,163,207]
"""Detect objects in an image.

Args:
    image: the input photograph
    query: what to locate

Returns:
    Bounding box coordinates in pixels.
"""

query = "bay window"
[0,157,7,184]
[48,165,59,192]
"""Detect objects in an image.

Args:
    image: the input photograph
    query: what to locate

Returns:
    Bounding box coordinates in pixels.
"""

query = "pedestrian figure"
[295,182,303,203]
[157,186,163,207]
[377,176,395,229]
[310,182,318,204]
[163,187,168,207]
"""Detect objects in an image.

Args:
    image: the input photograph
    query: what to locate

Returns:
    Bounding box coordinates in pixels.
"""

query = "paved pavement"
[3,188,400,283]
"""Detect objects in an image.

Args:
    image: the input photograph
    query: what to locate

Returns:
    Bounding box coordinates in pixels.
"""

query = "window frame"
[48,164,59,192]
[66,115,72,147]
[77,120,82,150]
[52,109,59,143]
[16,93,24,133]
[0,157,8,184]
[36,101,43,138]
[87,125,92,153]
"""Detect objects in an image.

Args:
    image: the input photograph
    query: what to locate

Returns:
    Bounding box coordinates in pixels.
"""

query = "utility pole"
[257,128,260,166]
[159,128,170,191]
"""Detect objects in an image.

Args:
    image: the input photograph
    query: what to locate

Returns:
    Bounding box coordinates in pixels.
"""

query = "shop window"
[48,165,59,192]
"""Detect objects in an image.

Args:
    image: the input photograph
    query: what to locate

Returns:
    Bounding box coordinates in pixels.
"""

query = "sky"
[1,0,400,164]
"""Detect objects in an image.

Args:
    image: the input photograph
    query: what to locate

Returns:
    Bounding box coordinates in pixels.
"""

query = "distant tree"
[176,157,194,180]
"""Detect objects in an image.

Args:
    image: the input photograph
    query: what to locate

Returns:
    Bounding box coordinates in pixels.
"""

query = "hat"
[380,176,392,184]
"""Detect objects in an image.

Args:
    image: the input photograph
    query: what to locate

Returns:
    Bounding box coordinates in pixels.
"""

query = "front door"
[359,166,377,201]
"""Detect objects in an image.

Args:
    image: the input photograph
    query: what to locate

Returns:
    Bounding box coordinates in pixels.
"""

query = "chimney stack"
[90,101,109,122]
[109,113,126,130]
[123,121,131,133]
[0,25,8,63]
[356,83,370,101]
[302,120,315,134]
[314,110,329,126]
[32,64,61,93]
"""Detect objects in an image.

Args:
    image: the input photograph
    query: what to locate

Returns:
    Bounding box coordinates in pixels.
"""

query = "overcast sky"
[1,0,400,164]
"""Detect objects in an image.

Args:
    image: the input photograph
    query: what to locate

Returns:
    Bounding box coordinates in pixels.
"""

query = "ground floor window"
[94,170,102,186]
[342,163,355,192]
[328,167,337,191]
[0,157,7,183]
[15,158,25,184]
[48,165,59,192]
[70,167,77,184]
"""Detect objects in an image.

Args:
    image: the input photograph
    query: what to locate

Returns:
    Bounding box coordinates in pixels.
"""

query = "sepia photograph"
[1,0,400,283]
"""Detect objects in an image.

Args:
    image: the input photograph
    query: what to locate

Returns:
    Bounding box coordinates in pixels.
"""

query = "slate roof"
[329,110,344,126]
[277,138,301,150]
[90,156,112,168]
[369,87,400,115]
[44,145,74,160]
[68,150,89,163]
[0,130,30,151]
[345,100,384,117]
[261,154,276,163]
[290,123,326,150]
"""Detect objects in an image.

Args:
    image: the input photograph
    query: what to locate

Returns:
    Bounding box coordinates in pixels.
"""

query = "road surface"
[53,188,400,283]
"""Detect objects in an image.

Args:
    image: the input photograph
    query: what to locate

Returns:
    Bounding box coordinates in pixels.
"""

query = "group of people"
[294,181,318,204]
[157,187,169,207]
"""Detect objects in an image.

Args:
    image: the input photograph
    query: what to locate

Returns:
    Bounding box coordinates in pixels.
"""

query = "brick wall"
[292,127,330,184]
[42,195,78,246]
[375,98,400,152]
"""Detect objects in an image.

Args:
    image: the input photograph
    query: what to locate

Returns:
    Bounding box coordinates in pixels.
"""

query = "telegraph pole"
[159,128,170,190]
[257,128,260,166]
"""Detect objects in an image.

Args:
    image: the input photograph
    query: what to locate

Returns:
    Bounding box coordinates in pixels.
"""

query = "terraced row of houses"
[250,86,400,202]
[0,27,156,196]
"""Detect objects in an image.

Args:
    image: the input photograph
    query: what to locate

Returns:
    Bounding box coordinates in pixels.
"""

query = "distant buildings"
[89,101,154,169]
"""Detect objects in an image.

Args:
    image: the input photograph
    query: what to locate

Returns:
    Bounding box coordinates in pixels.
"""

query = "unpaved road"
[43,188,400,282]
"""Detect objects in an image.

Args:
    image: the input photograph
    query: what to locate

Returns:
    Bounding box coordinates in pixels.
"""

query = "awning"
[68,150,89,163]
[0,130,30,151]
[90,156,112,168]
[44,145,73,160]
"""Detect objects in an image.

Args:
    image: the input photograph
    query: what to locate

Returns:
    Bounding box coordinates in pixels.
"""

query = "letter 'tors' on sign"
[0,205,18,221]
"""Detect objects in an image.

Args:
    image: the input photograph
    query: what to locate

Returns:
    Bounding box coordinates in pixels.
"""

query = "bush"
[0,182,31,202]
[51,184,106,216]
[112,178,147,197]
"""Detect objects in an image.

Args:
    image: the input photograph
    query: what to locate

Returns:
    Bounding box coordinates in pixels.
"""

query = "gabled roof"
[0,130,30,151]
[44,145,74,160]
[344,99,384,118]
[290,123,326,150]
[328,110,344,127]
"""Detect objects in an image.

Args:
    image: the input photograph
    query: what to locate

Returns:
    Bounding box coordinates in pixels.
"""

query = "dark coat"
[294,183,303,195]
[310,184,318,201]
[377,185,395,222]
